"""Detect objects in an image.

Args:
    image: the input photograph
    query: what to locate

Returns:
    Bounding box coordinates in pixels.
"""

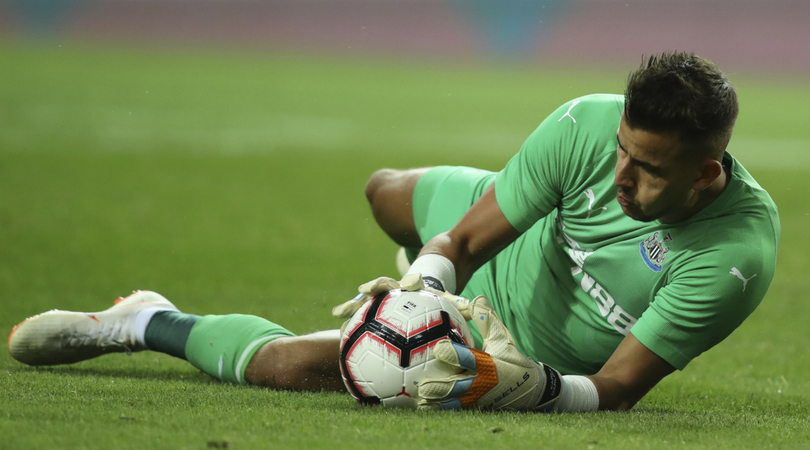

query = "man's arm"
[333,182,519,318]
[428,186,676,410]
[587,332,676,410]
[415,183,522,293]
[417,300,676,412]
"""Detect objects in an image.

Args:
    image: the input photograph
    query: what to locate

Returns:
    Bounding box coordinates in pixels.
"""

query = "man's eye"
[642,167,660,177]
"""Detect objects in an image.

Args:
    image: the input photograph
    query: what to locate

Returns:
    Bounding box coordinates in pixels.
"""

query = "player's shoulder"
[667,155,780,283]
[568,93,624,107]
[555,93,624,117]
[706,153,781,242]
[728,154,780,219]
[545,94,624,137]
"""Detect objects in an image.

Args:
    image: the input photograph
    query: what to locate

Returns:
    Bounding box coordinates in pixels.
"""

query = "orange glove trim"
[459,347,499,409]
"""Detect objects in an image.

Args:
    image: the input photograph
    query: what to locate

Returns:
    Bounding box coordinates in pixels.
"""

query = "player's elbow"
[608,398,640,411]
[589,376,647,411]
[596,393,641,412]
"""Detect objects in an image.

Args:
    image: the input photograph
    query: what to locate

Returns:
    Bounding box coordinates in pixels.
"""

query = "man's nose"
[614,158,635,189]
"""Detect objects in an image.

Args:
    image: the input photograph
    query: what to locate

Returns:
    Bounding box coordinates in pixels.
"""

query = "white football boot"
[7,290,179,366]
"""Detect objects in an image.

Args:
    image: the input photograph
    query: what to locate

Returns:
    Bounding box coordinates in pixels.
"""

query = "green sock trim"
[184,314,295,384]
[144,311,201,359]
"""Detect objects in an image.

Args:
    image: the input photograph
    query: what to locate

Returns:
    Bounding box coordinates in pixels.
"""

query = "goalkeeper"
[8,52,780,413]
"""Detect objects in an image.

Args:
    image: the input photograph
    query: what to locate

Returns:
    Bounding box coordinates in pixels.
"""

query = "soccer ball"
[339,289,473,408]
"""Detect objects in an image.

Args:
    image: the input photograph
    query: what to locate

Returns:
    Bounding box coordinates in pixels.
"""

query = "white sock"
[134,307,168,348]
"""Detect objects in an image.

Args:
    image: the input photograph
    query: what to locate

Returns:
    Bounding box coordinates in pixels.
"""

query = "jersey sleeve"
[494,95,623,233]
[494,99,581,233]
[631,240,778,370]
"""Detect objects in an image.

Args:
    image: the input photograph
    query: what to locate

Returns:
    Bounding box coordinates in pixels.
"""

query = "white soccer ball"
[339,289,473,408]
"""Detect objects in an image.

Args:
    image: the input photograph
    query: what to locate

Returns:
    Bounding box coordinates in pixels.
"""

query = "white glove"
[417,296,562,411]
[333,272,469,320]
[332,273,426,319]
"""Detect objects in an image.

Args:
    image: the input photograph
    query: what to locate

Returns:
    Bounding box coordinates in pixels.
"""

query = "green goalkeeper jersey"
[462,94,781,375]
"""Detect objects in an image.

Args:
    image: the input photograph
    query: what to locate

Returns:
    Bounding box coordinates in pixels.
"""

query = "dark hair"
[624,52,738,157]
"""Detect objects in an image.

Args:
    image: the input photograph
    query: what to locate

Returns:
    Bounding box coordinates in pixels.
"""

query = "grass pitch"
[1,42,809,449]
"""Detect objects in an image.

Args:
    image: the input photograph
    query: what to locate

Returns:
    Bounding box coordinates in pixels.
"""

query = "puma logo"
[584,188,607,218]
[558,100,581,123]
[730,267,757,291]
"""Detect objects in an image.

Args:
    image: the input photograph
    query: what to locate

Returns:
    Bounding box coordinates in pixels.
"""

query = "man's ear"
[693,159,723,191]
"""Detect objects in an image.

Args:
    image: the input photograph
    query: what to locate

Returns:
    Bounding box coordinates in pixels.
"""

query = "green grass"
[1,42,810,449]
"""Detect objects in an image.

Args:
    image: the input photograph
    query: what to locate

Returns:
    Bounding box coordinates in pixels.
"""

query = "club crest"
[639,231,671,272]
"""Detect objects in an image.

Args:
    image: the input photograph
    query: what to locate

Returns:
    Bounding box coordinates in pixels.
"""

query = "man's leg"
[244,331,343,391]
[142,310,344,391]
[7,291,344,392]
[366,166,497,266]
[365,168,430,251]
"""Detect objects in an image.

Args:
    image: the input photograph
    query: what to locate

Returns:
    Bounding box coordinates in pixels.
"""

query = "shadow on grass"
[8,364,219,385]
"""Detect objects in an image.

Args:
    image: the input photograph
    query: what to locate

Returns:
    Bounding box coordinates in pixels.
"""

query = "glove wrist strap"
[405,254,457,294]
[534,364,564,411]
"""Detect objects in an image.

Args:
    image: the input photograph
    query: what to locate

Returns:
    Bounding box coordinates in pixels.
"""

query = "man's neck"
[662,162,730,224]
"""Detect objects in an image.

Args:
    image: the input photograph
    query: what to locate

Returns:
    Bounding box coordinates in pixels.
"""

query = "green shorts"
[412,166,497,245]
[411,165,497,350]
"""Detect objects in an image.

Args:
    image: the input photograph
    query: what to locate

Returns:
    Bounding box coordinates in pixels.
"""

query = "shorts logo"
[640,231,671,272]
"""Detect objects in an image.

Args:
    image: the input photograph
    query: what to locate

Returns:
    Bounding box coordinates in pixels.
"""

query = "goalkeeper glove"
[417,295,562,411]
[332,273,461,319]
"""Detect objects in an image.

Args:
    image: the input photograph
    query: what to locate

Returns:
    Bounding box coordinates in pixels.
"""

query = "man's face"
[614,115,702,223]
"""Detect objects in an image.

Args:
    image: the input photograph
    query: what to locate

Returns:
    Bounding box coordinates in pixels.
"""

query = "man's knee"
[365,168,430,205]
[365,168,397,205]
[364,168,430,247]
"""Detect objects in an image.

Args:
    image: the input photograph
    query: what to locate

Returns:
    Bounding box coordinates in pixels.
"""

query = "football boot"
[7,290,178,366]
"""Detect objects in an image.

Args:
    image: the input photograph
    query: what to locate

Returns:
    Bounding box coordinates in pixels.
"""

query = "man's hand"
[332,273,427,319]
[417,296,562,411]
[332,273,463,319]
